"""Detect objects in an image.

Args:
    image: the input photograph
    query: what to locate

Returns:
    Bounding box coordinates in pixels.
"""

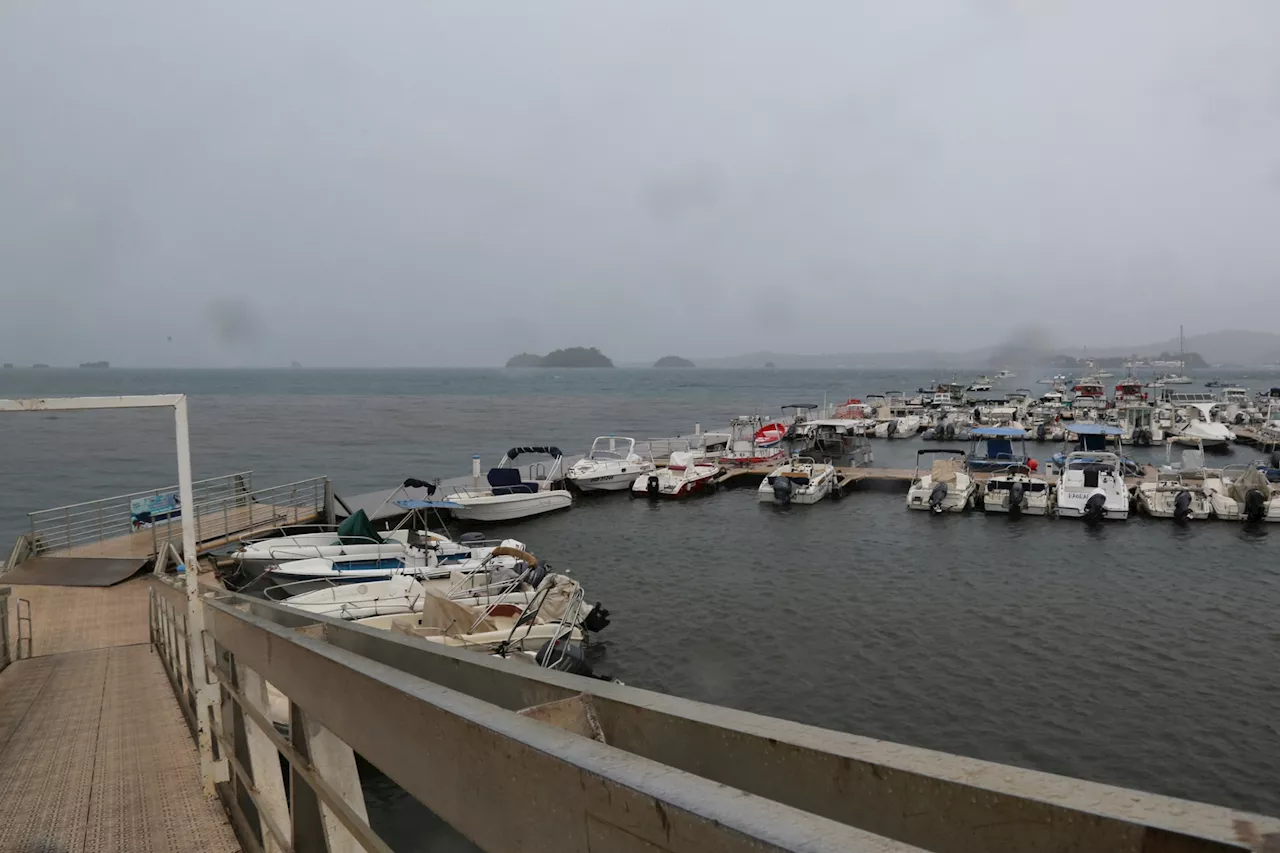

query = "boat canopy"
[335,509,384,545]
[971,426,1025,437]
[916,448,966,457]
[1066,424,1123,436]
[505,446,563,459]
[781,403,819,410]
[393,499,463,509]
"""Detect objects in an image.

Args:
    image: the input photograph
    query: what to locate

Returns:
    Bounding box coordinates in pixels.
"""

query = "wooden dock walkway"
[0,580,239,852]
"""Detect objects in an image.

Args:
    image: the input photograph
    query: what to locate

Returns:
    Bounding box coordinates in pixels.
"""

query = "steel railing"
[27,471,253,555]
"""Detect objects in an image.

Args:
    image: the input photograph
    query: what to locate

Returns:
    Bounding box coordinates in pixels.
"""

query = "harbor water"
[1,368,1277,834]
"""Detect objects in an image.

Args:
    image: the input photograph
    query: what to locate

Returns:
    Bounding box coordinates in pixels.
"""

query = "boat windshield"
[587,436,635,459]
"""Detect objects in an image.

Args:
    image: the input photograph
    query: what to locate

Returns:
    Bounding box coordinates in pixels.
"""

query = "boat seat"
[487,467,540,495]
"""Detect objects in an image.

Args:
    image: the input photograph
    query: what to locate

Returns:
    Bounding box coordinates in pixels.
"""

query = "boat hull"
[451,491,573,521]
[569,469,650,492]
[757,477,833,505]
[631,470,718,498]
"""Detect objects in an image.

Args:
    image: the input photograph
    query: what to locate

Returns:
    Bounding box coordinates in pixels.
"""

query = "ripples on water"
[1,368,1276,832]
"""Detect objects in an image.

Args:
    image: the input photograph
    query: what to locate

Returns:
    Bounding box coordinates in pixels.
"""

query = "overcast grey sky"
[2,1,1279,366]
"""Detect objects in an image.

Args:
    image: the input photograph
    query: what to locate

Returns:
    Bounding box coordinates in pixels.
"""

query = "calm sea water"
[2,368,1277,838]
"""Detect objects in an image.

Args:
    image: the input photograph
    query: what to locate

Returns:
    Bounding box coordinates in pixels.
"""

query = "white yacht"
[994,369,1016,381]
[448,447,573,521]
[906,450,975,513]
[1168,402,1234,450]
[567,436,654,492]
[758,456,837,505]
[1055,449,1129,521]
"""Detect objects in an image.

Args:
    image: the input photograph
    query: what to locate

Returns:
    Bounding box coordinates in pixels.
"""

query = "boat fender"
[928,482,948,513]
[1008,481,1025,517]
[1244,488,1267,523]
[772,476,794,505]
[1083,492,1107,523]
[582,603,611,632]
[646,475,660,497]
[1173,489,1192,524]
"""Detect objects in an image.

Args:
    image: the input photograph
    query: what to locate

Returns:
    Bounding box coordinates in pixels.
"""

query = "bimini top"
[394,499,463,509]
[505,446,563,459]
[971,426,1026,437]
[781,403,819,410]
[1065,423,1123,436]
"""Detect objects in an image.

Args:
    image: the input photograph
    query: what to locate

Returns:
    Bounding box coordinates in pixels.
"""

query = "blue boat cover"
[971,426,1026,436]
[394,499,463,509]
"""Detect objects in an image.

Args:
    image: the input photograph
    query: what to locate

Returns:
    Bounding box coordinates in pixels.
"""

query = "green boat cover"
[335,509,382,545]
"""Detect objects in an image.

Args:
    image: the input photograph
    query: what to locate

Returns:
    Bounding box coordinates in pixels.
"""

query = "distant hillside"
[693,330,1280,370]
[654,355,695,368]
[505,347,614,368]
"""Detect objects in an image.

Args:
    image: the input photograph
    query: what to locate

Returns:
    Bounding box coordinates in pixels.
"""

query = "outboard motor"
[1135,428,1152,447]
[534,638,596,676]
[521,562,549,589]
[645,474,660,498]
[885,420,897,439]
[459,532,485,544]
[582,602,611,632]
[1035,423,1047,442]
[928,482,948,513]
[1173,489,1192,524]
[1083,492,1107,523]
[1008,481,1025,517]
[1235,412,1247,425]
[1244,488,1268,523]
[772,475,794,506]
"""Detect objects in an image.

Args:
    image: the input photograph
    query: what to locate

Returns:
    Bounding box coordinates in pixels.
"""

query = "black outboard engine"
[1008,481,1025,517]
[1036,423,1047,442]
[772,476,794,505]
[1083,492,1107,523]
[645,474,660,498]
[458,531,485,544]
[534,638,596,676]
[1135,428,1152,447]
[928,482,948,513]
[521,562,549,589]
[1173,489,1192,524]
[1244,488,1268,523]
[1235,412,1247,425]
[582,602,611,632]
[885,420,897,439]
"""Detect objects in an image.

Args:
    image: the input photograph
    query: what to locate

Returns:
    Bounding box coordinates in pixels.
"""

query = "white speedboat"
[758,456,836,505]
[1136,442,1210,521]
[448,447,573,521]
[1055,451,1129,521]
[907,449,975,513]
[262,538,532,585]
[1204,464,1280,522]
[633,450,720,498]
[995,369,1016,381]
[967,377,993,393]
[566,436,654,492]
[981,463,1051,516]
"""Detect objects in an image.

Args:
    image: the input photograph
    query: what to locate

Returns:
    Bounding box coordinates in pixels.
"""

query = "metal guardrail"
[28,471,253,555]
[147,576,1280,853]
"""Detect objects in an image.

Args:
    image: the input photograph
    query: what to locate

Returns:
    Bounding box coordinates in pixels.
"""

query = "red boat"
[754,422,787,447]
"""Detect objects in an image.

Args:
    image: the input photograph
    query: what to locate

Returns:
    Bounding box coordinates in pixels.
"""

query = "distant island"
[78,361,110,369]
[505,347,614,368]
[2,363,12,369]
[290,361,303,369]
[32,363,49,369]
[653,355,695,368]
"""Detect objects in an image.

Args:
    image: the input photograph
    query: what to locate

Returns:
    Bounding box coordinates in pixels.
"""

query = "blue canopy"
[1066,423,1123,436]
[394,499,463,509]
[971,426,1026,437]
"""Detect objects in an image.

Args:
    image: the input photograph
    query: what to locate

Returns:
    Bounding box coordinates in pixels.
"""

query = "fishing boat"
[1203,463,1280,522]
[967,426,1031,472]
[758,456,837,505]
[633,449,720,498]
[719,415,788,468]
[567,435,654,492]
[1116,405,1162,446]
[1135,441,1211,521]
[906,449,975,513]
[448,447,573,521]
[981,463,1051,516]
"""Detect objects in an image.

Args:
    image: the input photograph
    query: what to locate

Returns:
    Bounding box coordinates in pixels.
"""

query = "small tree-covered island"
[505,347,615,368]
[653,355,695,368]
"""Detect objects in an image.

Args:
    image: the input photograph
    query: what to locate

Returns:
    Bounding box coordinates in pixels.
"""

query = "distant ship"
[78,361,110,369]
[2,363,13,369]
[32,363,50,369]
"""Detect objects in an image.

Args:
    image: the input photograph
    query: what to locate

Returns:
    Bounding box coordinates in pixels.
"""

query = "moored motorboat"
[1203,463,1280,522]
[906,449,975,513]
[719,415,788,468]
[633,450,720,498]
[1054,449,1129,521]
[567,435,654,492]
[1135,441,1211,521]
[981,463,1051,516]
[758,456,837,505]
[966,426,1030,472]
[448,447,573,521]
